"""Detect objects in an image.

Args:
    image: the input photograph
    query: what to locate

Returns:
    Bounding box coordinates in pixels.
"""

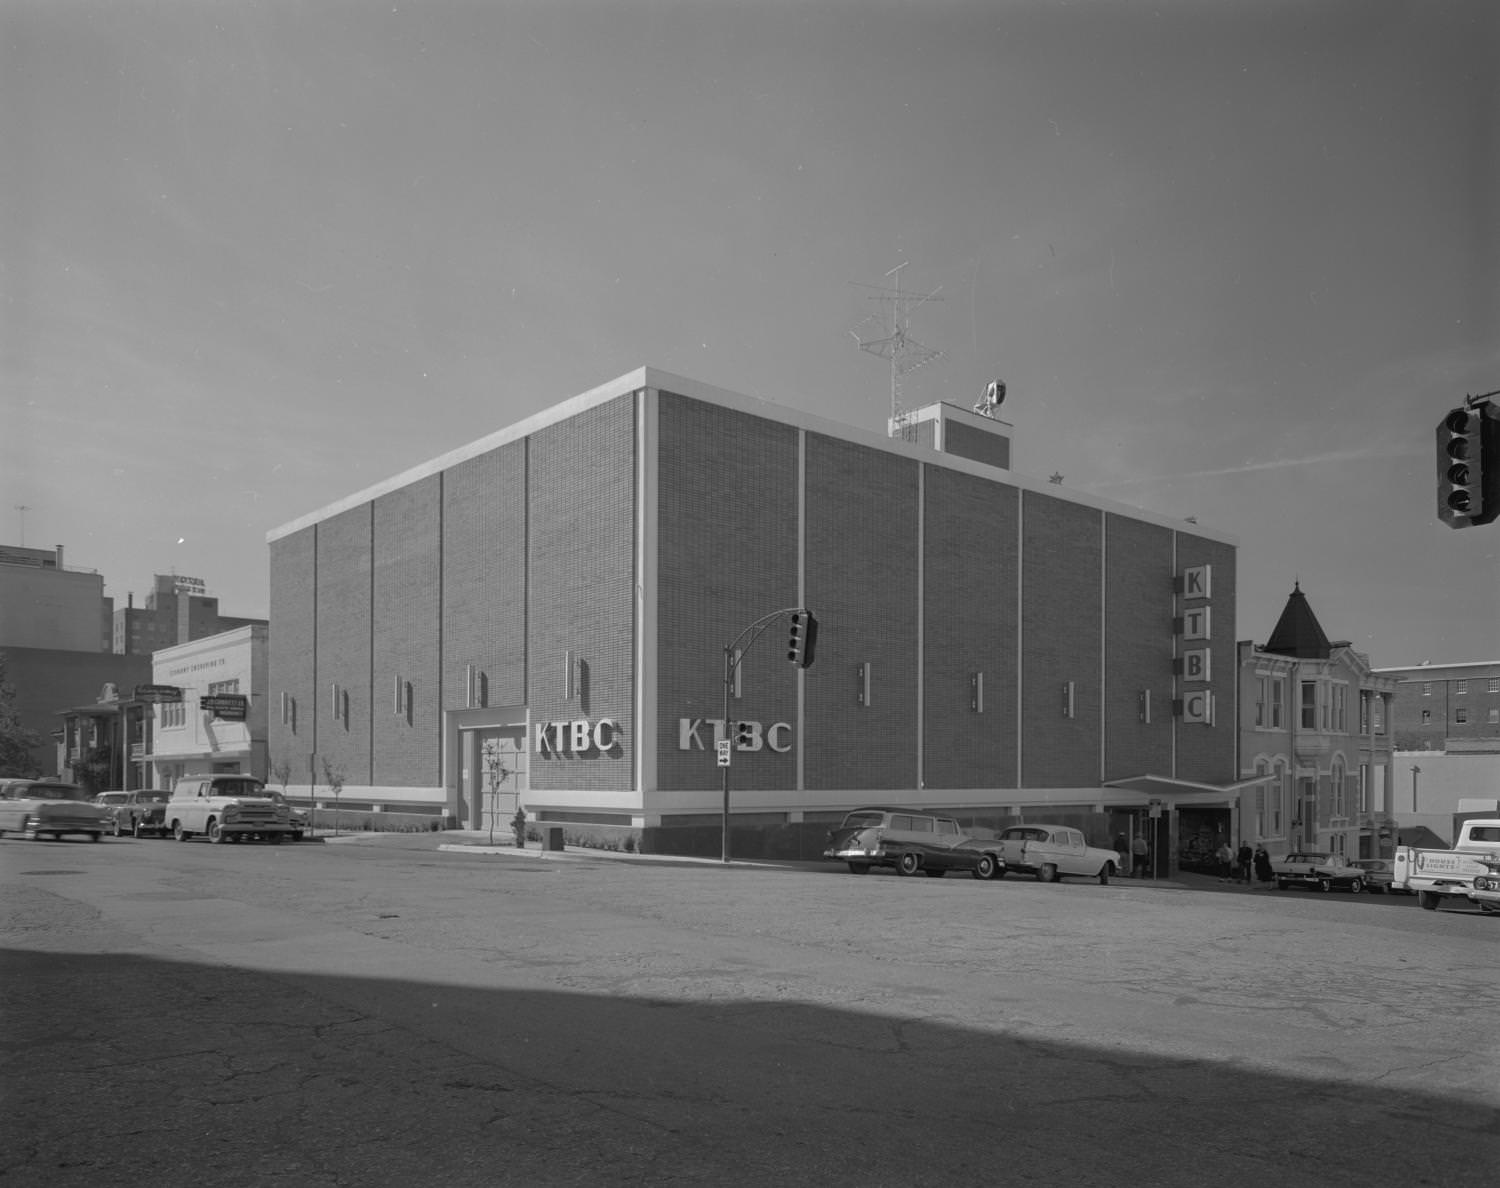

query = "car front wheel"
[1037,863,1058,883]
[897,852,921,877]
[1348,877,1364,895]
[173,821,190,842]
[974,854,997,881]
[1318,878,1332,893]
[1097,863,1111,886]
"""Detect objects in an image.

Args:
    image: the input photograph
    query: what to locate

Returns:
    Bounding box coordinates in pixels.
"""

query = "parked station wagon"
[823,808,1006,879]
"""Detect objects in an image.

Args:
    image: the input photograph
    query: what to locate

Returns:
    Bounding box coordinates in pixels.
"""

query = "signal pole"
[720,606,818,863]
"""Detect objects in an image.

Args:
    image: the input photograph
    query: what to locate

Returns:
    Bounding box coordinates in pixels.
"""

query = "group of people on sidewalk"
[1113,832,1153,878]
[1108,832,1278,886]
[1216,839,1275,886]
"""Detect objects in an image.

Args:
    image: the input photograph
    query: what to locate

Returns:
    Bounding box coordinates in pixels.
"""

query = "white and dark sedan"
[992,824,1121,884]
[1272,852,1367,893]
[0,780,109,842]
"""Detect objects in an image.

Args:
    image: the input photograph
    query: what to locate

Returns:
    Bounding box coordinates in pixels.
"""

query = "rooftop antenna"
[849,262,944,442]
[15,505,30,547]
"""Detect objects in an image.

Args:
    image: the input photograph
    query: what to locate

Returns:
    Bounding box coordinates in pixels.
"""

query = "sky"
[4,0,1497,666]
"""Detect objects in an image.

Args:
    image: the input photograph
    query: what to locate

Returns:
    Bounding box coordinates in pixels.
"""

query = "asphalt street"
[2,831,1497,1187]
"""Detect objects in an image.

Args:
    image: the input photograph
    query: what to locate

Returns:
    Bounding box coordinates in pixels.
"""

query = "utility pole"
[15,505,31,546]
[1411,765,1421,813]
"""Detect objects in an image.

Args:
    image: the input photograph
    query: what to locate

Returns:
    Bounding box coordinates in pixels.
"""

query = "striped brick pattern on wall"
[1103,513,1175,781]
[526,395,636,792]
[804,432,920,791]
[442,440,528,711]
[315,505,374,786]
[267,526,316,778]
[372,475,442,787]
[922,466,1021,789]
[654,392,800,793]
[1019,491,1102,787]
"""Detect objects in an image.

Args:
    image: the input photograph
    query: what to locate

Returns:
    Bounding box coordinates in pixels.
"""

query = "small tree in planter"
[511,803,528,849]
[320,758,346,837]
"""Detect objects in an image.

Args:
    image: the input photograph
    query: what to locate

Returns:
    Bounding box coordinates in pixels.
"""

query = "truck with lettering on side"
[164,774,296,844]
[1391,819,1500,913]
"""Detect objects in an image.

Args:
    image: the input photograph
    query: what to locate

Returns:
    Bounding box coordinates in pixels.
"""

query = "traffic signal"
[1437,404,1499,528]
[787,610,818,668]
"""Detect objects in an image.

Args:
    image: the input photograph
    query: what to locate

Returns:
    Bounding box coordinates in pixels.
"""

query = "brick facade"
[265,367,1240,845]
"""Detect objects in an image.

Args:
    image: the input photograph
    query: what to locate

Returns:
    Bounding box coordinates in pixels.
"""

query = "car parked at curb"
[1349,857,1406,895]
[991,824,1120,884]
[0,779,109,842]
[823,808,1006,879]
[96,789,171,837]
[1272,851,1366,893]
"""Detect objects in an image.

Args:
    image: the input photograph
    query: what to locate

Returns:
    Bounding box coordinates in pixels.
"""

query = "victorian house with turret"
[1237,584,1400,861]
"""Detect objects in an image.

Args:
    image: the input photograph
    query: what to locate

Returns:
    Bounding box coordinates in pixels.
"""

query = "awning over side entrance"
[1103,773,1276,805]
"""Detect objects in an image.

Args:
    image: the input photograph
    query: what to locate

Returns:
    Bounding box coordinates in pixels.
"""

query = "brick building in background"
[1376,659,1500,846]
[267,367,1262,862]
[1236,584,1399,863]
[112,573,266,655]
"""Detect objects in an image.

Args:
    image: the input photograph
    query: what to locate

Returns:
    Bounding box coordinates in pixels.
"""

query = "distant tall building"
[0,544,112,652]
[112,573,266,655]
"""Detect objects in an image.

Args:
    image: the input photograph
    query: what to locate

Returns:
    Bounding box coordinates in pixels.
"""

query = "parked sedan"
[1272,852,1367,893]
[992,824,1121,884]
[1349,857,1407,895]
[0,779,108,842]
[102,790,171,837]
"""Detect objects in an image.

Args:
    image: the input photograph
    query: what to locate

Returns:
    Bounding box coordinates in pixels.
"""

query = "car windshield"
[840,811,886,828]
[23,783,89,802]
[139,793,169,803]
[213,778,266,797]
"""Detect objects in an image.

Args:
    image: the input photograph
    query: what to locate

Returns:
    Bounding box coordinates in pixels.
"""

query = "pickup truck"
[164,774,296,844]
[1392,819,1500,912]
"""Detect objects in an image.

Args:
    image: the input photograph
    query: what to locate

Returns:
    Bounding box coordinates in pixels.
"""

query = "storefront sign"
[201,694,248,721]
[677,718,792,754]
[535,718,620,757]
[135,684,184,702]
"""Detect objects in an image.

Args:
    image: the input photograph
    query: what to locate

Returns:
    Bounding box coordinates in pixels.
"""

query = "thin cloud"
[1092,445,1414,490]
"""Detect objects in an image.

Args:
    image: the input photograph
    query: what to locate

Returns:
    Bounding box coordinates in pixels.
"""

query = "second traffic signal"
[787,610,818,669]
[1436,403,1499,528]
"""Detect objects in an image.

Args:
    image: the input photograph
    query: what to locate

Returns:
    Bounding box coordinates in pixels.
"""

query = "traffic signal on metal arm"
[1436,404,1499,528]
[787,610,818,669]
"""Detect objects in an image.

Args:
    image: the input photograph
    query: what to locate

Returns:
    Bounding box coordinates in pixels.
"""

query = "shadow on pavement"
[3,946,1495,1187]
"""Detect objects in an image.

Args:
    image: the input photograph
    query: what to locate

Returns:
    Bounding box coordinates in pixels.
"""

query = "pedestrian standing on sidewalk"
[1132,834,1150,878]
[1114,832,1130,877]
[1215,840,1234,882]
[1254,844,1274,885]
[1236,840,1254,884]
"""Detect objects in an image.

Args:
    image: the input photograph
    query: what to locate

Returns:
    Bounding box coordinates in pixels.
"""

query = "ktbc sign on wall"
[1175,564,1215,725]
[678,718,793,754]
[535,718,621,758]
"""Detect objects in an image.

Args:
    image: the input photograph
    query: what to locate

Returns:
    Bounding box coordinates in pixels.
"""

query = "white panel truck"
[165,774,297,844]
[1392,819,1500,913]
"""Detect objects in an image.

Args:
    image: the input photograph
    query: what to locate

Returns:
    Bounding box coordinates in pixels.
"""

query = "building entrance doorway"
[459,726,528,835]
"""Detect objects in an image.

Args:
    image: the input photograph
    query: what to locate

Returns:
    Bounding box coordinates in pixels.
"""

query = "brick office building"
[267,368,1256,861]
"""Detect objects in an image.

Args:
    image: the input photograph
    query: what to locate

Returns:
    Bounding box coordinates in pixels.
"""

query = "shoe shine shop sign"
[1175,564,1214,724]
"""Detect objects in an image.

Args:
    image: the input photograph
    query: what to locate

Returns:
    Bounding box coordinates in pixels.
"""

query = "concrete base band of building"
[267,367,1268,866]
